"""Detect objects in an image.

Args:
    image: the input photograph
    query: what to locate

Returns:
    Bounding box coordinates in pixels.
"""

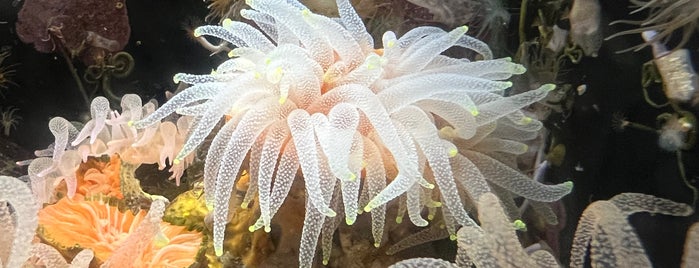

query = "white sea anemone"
[133,0,572,266]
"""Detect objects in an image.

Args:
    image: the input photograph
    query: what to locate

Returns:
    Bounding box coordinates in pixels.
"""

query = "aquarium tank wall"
[0,0,698,267]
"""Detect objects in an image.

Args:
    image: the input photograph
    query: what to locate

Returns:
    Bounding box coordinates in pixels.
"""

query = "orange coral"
[38,197,203,267]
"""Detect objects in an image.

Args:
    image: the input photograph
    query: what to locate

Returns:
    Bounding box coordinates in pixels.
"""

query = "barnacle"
[133,0,571,266]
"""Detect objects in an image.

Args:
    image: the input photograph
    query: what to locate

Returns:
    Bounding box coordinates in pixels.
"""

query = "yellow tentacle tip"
[374,242,380,248]
[222,18,233,28]
[449,234,457,241]
[173,158,181,165]
[346,217,355,225]
[513,219,527,231]
[278,96,287,104]
[193,28,202,38]
[264,226,271,233]
[564,181,574,190]
[215,247,223,257]
[395,216,403,224]
[154,230,170,248]
[326,209,337,217]
[348,172,357,181]
[541,83,556,92]
[448,148,458,157]
[470,108,479,116]
[248,225,255,232]
[127,120,134,127]
[323,259,329,265]
[513,64,527,74]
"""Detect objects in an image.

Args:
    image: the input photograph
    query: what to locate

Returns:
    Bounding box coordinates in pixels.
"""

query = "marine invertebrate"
[15,0,130,65]
[15,0,131,108]
[0,175,39,268]
[607,0,699,52]
[389,193,560,268]
[569,0,602,57]
[73,155,123,199]
[0,49,18,92]
[569,193,693,268]
[406,0,511,43]
[457,192,559,268]
[25,94,193,206]
[83,51,136,102]
[642,30,698,105]
[205,0,248,22]
[684,222,699,267]
[0,106,21,136]
[133,0,571,266]
[27,243,93,268]
[38,197,203,267]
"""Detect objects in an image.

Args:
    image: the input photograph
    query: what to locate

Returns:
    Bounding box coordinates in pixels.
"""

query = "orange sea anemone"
[38,197,203,267]
[73,155,123,200]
